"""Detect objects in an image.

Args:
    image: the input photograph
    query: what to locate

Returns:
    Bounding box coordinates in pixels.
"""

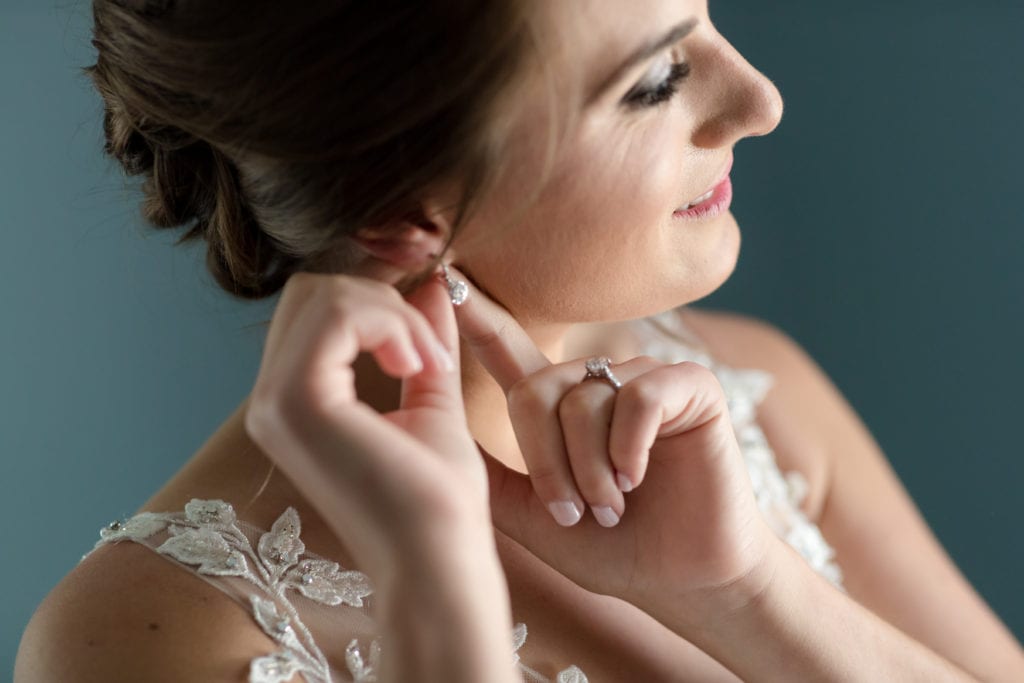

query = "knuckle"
[621,379,661,411]
[460,317,509,349]
[528,464,570,496]
[557,389,595,422]
[676,360,713,379]
[377,282,405,305]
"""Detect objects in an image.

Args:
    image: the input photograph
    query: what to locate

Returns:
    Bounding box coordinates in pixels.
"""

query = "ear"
[353,199,455,272]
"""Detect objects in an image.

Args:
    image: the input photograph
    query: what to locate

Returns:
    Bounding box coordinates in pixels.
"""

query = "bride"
[16,0,1024,681]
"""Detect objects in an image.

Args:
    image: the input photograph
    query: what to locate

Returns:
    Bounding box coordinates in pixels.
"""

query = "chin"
[644,212,742,317]
[695,212,742,300]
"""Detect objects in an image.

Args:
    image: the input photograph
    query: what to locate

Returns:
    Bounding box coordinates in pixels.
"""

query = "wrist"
[652,524,785,639]
[375,526,517,683]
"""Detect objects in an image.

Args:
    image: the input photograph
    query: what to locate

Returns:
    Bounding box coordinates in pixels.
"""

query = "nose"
[690,36,784,148]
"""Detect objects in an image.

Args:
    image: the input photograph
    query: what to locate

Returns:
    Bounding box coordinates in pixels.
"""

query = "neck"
[352,319,585,474]
[460,320,573,473]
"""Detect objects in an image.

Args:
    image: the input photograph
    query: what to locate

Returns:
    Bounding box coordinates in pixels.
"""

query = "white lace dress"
[83,308,844,682]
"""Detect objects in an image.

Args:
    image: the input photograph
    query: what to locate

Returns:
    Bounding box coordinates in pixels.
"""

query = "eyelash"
[623,61,692,109]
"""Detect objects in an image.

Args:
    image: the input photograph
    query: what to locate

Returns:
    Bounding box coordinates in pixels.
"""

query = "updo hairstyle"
[84,0,536,299]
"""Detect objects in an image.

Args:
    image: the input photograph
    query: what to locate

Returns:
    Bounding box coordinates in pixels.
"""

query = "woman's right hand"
[242,270,491,587]
[242,270,520,683]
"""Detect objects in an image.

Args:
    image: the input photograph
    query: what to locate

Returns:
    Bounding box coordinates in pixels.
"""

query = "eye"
[621,55,691,110]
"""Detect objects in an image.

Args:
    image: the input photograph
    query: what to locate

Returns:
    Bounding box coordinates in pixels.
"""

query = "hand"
[244,269,520,683]
[243,271,492,584]
[449,266,779,625]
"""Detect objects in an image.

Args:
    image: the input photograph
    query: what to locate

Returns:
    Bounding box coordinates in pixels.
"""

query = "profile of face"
[445,0,784,325]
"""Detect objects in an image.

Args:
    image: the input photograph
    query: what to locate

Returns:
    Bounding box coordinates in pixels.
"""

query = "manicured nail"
[591,505,620,528]
[547,500,582,527]
[615,471,634,493]
[429,337,456,372]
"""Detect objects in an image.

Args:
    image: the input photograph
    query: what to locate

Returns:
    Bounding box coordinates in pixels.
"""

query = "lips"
[678,152,734,210]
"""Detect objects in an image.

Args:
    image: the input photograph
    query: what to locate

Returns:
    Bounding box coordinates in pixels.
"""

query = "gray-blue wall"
[4,1,1022,675]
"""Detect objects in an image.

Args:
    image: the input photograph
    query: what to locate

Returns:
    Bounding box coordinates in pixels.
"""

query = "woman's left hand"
[448,267,781,627]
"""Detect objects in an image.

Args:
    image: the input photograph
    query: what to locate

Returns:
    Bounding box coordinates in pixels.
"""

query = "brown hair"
[84,0,538,299]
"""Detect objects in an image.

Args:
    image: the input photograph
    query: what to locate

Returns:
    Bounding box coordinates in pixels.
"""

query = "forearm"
[375,523,519,683]
[660,535,979,682]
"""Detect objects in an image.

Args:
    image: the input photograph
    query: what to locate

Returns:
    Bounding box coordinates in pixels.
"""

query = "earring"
[440,264,469,306]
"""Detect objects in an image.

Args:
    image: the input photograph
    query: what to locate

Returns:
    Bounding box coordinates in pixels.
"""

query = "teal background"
[3,0,1022,675]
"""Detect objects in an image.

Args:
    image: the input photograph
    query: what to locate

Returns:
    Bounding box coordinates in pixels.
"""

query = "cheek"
[453,115,694,322]
[569,116,682,227]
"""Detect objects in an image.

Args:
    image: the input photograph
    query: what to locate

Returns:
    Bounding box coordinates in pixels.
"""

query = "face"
[448,0,784,326]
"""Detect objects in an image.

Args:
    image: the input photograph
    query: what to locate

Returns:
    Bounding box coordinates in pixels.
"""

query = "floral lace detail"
[92,499,376,682]
[512,623,589,682]
[90,499,587,682]
[85,308,840,681]
[636,309,846,591]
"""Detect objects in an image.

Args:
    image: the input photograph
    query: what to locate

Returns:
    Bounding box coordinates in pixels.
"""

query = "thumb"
[480,445,558,541]
[399,273,464,414]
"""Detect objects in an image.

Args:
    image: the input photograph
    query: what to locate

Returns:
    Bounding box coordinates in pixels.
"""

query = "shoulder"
[677,306,814,373]
[677,305,858,435]
[677,306,856,519]
[15,541,294,683]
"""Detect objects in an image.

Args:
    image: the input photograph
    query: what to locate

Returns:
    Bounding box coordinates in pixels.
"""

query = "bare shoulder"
[680,307,1024,677]
[677,305,849,521]
[15,541,295,683]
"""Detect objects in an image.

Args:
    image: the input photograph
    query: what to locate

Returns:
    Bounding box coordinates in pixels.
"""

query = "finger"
[304,306,424,410]
[558,381,623,527]
[399,275,464,414]
[506,366,588,527]
[608,361,716,488]
[480,441,586,537]
[445,264,551,391]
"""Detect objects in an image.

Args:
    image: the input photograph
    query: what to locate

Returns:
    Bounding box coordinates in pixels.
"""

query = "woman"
[14,0,1024,680]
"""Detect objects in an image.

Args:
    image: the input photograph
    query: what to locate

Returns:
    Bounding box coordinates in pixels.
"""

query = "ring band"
[582,356,622,390]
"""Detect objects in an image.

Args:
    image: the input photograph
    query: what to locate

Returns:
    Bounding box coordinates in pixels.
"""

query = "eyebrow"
[587,17,699,106]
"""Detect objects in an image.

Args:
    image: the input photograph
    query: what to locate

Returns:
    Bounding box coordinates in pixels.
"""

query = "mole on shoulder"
[148,622,160,631]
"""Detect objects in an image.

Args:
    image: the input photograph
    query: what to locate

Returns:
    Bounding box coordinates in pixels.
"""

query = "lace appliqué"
[92,499,374,683]
[90,499,589,682]
[637,310,846,591]
[513,623,588,683]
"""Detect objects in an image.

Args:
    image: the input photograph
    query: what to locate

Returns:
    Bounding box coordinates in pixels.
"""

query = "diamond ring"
[582,356,622,390]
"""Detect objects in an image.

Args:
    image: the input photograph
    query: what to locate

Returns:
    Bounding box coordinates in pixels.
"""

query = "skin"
[16,1,1024,680]
[355,0,782,522]
[360,0,782,476]
[451,0,781,329]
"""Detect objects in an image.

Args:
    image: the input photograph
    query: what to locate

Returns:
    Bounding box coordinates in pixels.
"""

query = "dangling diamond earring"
[440,263,469,306]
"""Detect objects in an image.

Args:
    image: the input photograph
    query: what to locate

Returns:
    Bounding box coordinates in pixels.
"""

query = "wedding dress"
[83,308,844,682]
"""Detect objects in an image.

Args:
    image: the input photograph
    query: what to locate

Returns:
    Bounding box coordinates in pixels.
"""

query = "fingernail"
[591,505,620,528]
[615,471,634,493]
[547,500,582,527]
[430,337,456,372]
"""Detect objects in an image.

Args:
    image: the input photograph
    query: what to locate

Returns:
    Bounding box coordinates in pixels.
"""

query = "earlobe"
[353,217,449,270]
